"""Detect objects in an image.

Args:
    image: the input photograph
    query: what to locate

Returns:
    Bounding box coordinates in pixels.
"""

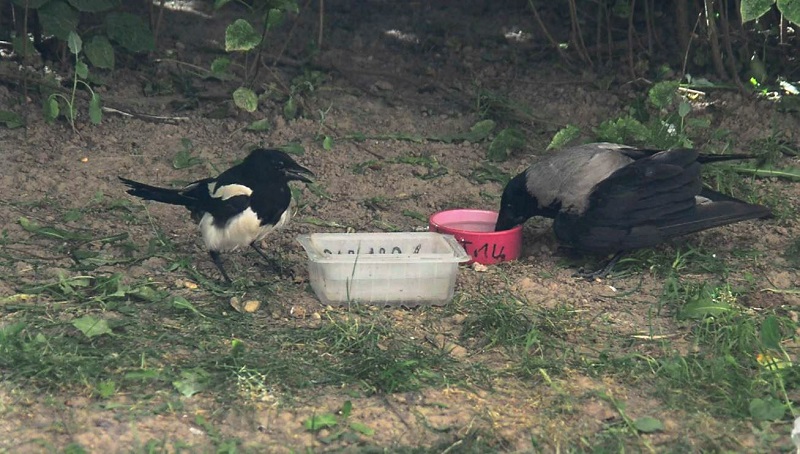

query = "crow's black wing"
[553,148,769,253]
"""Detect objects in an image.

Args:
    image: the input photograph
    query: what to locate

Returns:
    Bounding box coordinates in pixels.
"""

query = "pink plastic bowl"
[429,209,523,265]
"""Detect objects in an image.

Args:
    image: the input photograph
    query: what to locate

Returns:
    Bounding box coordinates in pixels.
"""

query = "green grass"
[1,182,799,452]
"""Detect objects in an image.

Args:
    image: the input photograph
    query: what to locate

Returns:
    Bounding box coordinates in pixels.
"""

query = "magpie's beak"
[284,164,314,183]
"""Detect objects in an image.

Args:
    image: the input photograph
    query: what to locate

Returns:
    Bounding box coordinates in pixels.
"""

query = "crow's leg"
[573,251,625,281]
[209,250,232,283]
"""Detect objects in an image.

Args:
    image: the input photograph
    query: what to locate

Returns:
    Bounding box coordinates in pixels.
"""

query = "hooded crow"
[495,142,772,278]
[120,148,313,282]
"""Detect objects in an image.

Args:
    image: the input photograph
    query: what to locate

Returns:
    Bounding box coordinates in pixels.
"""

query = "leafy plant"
[741,0,800,25]
[11,0,151,66]
[303,400,375,442]
[548,81,712,150]
[214,0,300,114]
[42,31,103,130]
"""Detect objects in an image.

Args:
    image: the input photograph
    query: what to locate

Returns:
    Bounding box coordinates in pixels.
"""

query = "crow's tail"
[696,154,759,164]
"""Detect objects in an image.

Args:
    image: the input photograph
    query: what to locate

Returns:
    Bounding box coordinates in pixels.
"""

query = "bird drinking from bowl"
[494,142,772,279]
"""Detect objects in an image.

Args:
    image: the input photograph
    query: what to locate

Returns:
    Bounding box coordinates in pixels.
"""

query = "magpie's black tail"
[118,177,196,207]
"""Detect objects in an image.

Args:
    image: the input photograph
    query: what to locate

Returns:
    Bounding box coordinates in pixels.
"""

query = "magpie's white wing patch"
[211,183,253,200]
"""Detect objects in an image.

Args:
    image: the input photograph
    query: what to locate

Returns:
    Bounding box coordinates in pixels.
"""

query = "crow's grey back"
[524,143,634,214]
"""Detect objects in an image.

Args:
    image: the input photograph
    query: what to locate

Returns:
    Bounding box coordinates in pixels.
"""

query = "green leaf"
[42,95,60,122]
[172,140,202,169]
[44,96,60,122]
[233,87,258,112]
[246,118,271,132]
[633,416,663,433]
[75,60,89,79]
[340,400,352,419]
[68,31,82,56]
[19,216,92,240]
[0,110,25,129]
[348,421,374,436]
[13,35,37,57]
[210,57,230,74]
[741,0,776,22]
[172,368,210,397]
[225,19,261,52]
[106,12,155,53]
[749,397,785,421]
[277,0,300,14]
[72,315,112,338]
[39,1,79,40]
[594,116,650,144]
[304,413,338,431]
[279,142,305,155]
[678,101,691,118]
[487,127,525,162]
[89,92,102,124]
[213,0,233,9]
[547,124,581,150]
[11,0,51,7]
[680,294,732,319]
[67,0,119,12]
[283,97,297,119]
[322,135,334,150]
[170,296,206,318]
[129,285,163,303]
[85,35,115,69]
[761,315,782,351]
[777,0,800,25]
[266,8,284,29]
[97,379,116,398]
[464,119,495,142]
[648,80,679,109]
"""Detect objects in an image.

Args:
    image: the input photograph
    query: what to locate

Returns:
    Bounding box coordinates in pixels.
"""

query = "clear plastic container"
[296,232,469,307]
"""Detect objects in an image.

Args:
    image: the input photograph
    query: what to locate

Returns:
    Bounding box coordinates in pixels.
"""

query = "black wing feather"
[554,148,770,253]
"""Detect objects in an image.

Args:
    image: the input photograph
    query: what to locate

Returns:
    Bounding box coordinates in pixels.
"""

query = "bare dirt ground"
[1,1,799,452]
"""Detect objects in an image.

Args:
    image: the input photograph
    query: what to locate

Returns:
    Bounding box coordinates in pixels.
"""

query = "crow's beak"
[285,164,314,183]
[495,206,522,232]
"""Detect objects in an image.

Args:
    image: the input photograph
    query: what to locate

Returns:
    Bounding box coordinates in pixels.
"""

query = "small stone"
[229,296,241,312]
[374,80,393,91]
[447,344,468,358]
[290,305,306,318]
[471,262,488,272]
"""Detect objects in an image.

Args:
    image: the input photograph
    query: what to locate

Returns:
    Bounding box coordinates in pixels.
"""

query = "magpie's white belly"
[199,207,292,252]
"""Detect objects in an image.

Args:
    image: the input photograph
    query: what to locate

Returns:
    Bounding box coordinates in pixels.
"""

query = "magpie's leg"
[573,251,625,281]
[251,242,293,277]
[250,242,271,262]
[209,250,232,283]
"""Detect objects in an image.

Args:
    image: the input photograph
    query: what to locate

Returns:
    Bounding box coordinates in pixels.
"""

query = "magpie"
[120,148,313,282]
[495,142,772,278]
